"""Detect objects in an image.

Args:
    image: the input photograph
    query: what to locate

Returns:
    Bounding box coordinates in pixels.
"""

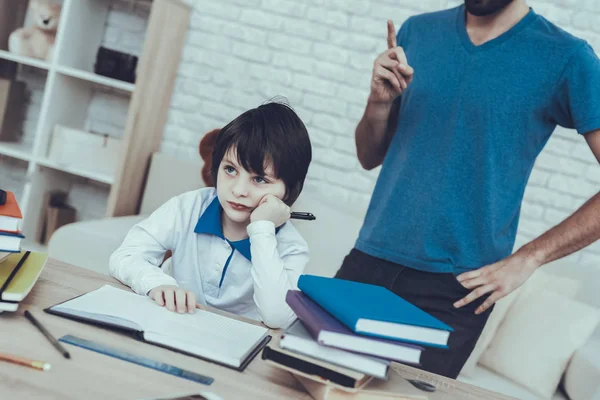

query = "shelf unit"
[0,0,191,250]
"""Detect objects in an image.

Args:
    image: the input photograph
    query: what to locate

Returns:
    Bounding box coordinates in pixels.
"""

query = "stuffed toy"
[198,128,220,187]
[8,0,61,61]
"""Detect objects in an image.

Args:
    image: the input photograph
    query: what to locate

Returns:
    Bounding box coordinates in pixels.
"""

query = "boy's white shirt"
[108,187,309,329]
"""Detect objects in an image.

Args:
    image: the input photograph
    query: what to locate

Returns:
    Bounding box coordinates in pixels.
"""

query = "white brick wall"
[161,0,600,266]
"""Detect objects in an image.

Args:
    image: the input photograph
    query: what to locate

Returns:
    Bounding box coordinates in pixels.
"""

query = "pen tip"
[64,353,71,359]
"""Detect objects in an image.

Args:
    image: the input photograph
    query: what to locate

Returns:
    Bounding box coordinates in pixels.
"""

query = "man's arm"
[355,99,400,170]
[454,129,600,314]
[357,20,413,170]
[524,129,600,264]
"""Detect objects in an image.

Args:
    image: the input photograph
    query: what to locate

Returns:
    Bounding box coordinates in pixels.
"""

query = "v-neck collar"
[456,4,536,54]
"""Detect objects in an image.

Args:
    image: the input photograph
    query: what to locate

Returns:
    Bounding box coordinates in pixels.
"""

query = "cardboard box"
[48,125,122,177]
[0,78,25,141]
[44,205,76,244]
[40,191,76,244]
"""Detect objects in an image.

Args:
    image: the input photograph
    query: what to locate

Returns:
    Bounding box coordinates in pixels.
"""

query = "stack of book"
[262,275,453,399]
[1,191,48,312]
[0,190,25,255]
[0,251,49,312]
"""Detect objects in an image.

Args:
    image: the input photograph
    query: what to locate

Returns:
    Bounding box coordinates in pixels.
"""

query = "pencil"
[24,310,71,359]
[0,352,51,371]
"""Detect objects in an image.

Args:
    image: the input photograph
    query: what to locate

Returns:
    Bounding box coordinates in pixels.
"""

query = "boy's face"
[216,148,286,224]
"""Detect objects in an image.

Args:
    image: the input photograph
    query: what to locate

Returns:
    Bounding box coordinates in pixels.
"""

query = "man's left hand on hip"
[453,251,540,314]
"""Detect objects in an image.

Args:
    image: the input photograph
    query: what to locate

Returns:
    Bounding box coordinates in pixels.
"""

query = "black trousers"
[334,248,494,379]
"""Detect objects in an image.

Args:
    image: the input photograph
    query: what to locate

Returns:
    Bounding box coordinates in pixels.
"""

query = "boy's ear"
[199,128,220,187]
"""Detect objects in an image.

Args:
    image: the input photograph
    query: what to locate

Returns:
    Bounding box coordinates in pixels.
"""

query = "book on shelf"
[286,291,423,365]
[0,231,24,253]
[45,285,271,371]
[0,190,23,233]
[298,275,453,348]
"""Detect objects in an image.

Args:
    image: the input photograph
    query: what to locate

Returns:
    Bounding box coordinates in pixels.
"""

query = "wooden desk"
[0,259,514,400]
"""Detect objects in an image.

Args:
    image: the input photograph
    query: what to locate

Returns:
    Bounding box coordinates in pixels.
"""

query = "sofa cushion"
[460,270,581,377]
[460,287,521,378]
[563,337,600,400]
[291,190,367,278]
[479,286,600,399]
[458,365,569,400]
[48,216,146,275]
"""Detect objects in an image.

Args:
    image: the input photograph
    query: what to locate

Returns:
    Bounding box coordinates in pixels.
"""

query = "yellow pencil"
[0,352,51,371]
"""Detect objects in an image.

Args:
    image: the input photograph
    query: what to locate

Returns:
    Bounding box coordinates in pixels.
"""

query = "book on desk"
[294,370,429,400]
[262,334,428,400]
[45,285,271,371]
[261,276,453,399]
[297,275,452,348]
[0,251,48,312]
[280,319,390,379]
[286,290,424,364]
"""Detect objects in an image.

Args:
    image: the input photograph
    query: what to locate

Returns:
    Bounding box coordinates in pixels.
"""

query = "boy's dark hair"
[210,101,312,206]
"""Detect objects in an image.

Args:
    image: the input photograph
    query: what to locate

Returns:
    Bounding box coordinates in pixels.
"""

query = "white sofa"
[48,152,600,400]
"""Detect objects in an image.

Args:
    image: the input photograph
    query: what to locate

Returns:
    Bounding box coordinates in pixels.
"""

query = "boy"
[109,102,312,329]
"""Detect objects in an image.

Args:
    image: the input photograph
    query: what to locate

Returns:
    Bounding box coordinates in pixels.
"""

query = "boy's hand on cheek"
[148,285,197,314]
[250,194,291,227]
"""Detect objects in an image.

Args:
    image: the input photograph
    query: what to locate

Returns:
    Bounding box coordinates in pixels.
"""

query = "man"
[336,0,600,378]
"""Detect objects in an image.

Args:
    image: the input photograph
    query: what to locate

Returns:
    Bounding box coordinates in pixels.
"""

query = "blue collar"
[193,197,252,261]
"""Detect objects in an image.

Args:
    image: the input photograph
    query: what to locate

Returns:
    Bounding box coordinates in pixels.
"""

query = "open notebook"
[45,285,271,371]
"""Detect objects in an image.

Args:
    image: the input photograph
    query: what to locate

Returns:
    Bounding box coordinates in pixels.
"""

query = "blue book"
[297,275,453,348]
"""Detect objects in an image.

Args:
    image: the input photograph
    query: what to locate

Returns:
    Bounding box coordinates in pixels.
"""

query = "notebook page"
[50,308,142,331]
[144,311,268,367]
[51,285,269,366]
[51,285,161,332]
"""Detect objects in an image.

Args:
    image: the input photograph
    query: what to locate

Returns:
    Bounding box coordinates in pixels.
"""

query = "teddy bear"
[8,0,61,61]
[198,128,221,187]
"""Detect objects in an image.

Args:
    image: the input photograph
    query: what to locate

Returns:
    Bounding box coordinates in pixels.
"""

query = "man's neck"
[465,0,530,46]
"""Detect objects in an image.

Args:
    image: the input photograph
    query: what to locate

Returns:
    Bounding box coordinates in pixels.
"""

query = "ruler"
[59,335,214,386]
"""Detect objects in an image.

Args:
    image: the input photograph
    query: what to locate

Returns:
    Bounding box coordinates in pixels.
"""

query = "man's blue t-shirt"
[356,5,600,274]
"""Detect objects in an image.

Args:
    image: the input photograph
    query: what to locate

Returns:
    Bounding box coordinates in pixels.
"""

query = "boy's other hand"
[370,20,414,104]
[250,194,291,227]
[148,285,197,314]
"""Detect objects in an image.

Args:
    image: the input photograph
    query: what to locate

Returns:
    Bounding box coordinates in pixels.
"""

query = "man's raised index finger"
[387,20,397,49]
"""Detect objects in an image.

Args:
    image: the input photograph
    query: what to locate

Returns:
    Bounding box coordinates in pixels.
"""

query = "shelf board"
[0,49,51,71]
[0,142,34,162]
[36,158,115,185]
[56,66,135,92]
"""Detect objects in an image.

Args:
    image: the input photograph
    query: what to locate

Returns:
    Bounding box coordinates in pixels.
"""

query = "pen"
[24,310,71,359]
[290,212,316,221]
[0,352,51,371]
